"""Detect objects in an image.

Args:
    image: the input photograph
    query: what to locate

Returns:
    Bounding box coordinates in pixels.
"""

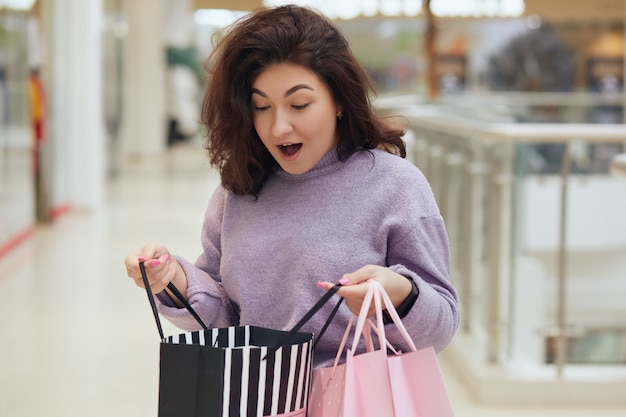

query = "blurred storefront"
[0,7,33,255]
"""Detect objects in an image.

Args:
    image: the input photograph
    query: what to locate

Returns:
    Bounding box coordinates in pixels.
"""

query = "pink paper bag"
[308,362,347,417]
[386,346,454,417]
[308,281,455,417]
[343,348,396,417]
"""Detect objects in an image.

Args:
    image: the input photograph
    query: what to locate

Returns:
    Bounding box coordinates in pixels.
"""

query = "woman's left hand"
[317,265,413,317]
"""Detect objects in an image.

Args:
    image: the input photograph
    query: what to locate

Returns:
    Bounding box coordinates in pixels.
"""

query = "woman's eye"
[253,105,270,111]
[292,103,310,110]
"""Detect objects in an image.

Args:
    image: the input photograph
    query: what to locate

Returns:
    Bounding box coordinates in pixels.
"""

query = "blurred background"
[1,0,625,415]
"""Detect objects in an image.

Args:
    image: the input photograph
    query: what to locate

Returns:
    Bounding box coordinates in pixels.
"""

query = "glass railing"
[376,93,626,405]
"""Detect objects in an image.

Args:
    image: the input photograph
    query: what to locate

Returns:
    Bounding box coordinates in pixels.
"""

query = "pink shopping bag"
[308,281,455,417]
[308,361,347,416]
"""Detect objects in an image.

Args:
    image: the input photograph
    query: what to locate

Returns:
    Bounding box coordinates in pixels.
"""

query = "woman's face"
[251,63,340,175]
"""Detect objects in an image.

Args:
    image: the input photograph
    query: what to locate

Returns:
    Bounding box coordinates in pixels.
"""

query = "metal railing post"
[486,143,514,363]
[459,144,486,333]
[555,142,572,377]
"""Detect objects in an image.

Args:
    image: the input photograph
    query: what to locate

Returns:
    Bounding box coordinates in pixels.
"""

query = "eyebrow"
[251,84,314,98]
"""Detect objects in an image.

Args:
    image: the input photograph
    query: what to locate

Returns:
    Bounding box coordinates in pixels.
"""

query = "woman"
[125,5,458,368]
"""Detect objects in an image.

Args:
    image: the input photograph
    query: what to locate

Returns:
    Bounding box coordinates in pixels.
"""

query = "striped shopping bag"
[159,325,312,417]
[139,262,342,417]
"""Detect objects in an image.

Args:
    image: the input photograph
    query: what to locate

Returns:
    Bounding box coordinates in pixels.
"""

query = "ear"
[335,105,344,120]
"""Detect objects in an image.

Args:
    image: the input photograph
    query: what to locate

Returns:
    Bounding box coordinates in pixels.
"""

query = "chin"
[282,167,307,175]
[279,163,311,176]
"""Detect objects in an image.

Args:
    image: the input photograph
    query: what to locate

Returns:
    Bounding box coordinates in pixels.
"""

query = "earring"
[336,110,343,120]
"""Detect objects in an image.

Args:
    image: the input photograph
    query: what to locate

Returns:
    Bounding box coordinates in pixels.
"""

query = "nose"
[271,109,294,137]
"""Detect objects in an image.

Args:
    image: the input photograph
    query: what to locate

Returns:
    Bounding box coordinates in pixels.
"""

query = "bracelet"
[383,277,419,324]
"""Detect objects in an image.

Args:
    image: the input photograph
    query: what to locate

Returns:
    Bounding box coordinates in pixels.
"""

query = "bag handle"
[313,291,344,348]
[140,261,208,341]
[141,260,343,346]
[267,284,344,352]
[324,282,413,384]
[351,280,417,353]
[140,262,165,340]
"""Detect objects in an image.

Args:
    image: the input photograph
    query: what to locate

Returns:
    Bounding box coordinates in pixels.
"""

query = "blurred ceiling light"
[335,1,361,20]
[194,8,249,27]
[0,0,36,10]
[402,0,422,17]
[360,0,379,17]
[379,0,402,17]
[432,0,525,17]
[263,0,525,18]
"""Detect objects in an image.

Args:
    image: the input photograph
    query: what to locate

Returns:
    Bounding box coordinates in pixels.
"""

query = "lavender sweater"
[157,148,459,368]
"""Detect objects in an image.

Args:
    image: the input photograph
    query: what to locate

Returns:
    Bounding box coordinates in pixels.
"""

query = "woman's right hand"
[124,244,188,299]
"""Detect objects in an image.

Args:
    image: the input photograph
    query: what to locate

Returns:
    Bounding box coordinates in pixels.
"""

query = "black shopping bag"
[140,262,342,417]
[159,325,312,417]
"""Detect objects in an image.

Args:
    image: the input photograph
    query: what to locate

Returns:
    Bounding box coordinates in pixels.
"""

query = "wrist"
[383,277,419,324]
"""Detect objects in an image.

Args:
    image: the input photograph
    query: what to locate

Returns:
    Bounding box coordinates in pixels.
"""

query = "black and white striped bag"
[160,326,312,417]
[140,263,343,417]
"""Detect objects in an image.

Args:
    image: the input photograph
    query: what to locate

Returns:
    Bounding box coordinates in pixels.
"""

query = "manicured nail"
[316,282,327,290]
[163,254,169,262]
[150,260,161,267]
[338,277,350,285]
[138,255,146,261]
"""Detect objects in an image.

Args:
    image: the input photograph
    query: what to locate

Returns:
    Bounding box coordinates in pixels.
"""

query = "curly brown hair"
[201,5,406,197]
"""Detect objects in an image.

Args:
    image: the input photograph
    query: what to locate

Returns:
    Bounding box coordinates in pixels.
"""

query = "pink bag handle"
[326,315,354,379]
[350,281,417,354]
[375,281,418,351]
[365,319,399,355]
[327,280,417,378]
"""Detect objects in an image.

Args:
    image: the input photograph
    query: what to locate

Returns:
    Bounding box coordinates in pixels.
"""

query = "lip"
[276,143,302,162]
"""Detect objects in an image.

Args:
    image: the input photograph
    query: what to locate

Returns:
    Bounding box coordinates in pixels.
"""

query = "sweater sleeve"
[156,186,238,330]
[383,170,459,354]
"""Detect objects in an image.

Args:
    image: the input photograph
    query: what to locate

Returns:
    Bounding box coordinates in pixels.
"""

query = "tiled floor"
[1,140,624,416]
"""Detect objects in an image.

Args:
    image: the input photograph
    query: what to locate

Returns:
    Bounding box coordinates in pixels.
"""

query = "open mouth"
[278,143,302,157]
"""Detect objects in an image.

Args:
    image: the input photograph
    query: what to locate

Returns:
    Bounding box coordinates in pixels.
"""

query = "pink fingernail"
[138,255,146,261]
[338,277,350,285]
[163,254,170,262]
[316,282,327,290]
[150,260,161,267]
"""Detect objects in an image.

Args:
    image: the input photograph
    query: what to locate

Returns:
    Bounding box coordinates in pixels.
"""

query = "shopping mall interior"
[1,0,625,415]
